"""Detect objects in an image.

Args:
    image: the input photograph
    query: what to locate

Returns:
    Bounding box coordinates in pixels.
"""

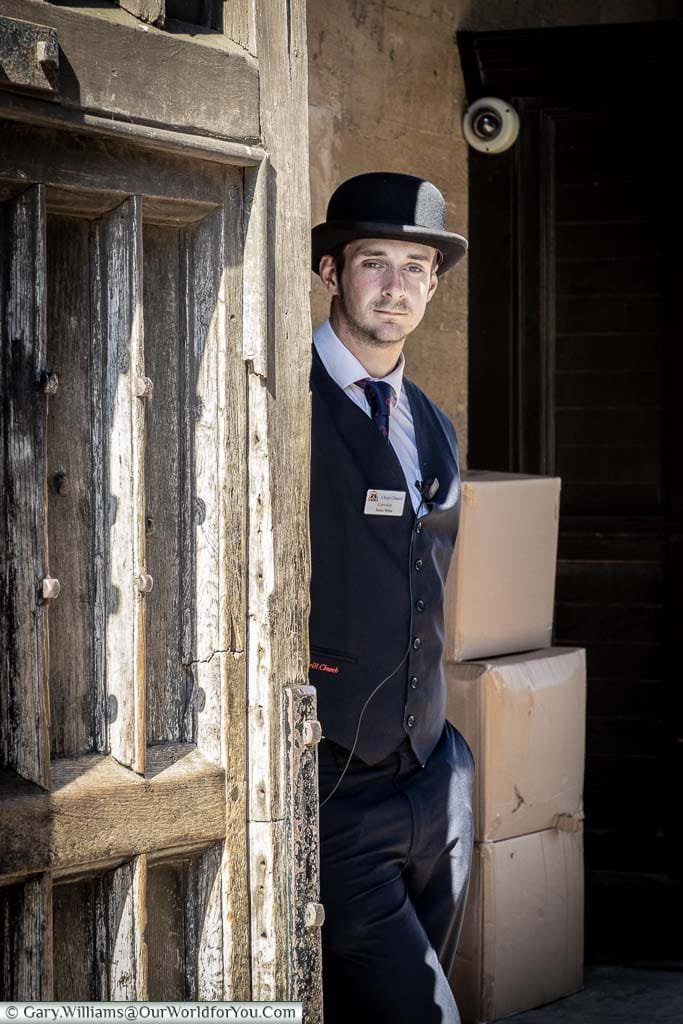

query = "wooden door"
[461,20,683,962]
[0,0,320,1013]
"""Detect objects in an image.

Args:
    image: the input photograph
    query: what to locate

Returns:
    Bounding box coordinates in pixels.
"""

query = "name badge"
[364,488,406,517]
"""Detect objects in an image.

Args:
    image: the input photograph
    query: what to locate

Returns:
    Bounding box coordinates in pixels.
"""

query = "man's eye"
[363,261,383,269]
[407,265,424,273]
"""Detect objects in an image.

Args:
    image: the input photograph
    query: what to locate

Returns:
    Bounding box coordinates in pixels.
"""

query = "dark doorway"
[460,21,682,962]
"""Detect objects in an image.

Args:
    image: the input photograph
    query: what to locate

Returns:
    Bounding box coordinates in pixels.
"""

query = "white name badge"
[364,488,406,517]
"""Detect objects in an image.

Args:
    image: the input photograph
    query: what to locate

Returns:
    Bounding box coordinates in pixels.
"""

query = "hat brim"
[311,220,468,276]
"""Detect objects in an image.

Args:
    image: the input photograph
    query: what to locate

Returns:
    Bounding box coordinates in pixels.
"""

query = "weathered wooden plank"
[0,745,225,880]
[46,215,97,757]
[118,0,164,27]
[219,174,251,1000]
[0,121,226,217]
[0,0,260,142]
[185,843,224,999]
[100,856,148,999]
[224,0,255,55]
[94,197,147,774]
[0,875,53,999]
[55,860,148,1000]
[187,208,225,766]
[0,184,51,790]
[249,0,313,1001]
[285,686,323,1018]
[249,819,289,1000]
[143,225,184,744]
[0,100,265,170]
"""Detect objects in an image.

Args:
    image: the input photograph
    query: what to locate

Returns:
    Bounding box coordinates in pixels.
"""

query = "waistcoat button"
[415,599,425,612]
[416,520,423,534]
[410,676,419,689]
[412,637,421,650]
[414,559,423,571]
[407,715,415,728]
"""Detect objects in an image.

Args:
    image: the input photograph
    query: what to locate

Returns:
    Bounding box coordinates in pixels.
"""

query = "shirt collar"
[313,318,404,404]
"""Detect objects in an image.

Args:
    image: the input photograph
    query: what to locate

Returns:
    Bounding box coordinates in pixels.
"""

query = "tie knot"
[358,378,394,410]
[357,379,393,440]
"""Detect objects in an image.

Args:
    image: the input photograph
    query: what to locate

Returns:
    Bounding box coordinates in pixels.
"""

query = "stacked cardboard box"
[445,472,586,1023]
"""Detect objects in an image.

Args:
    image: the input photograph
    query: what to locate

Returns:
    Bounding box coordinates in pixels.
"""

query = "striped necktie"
[357,379,394,441]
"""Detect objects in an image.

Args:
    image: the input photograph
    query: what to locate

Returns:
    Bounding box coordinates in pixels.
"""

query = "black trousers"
[318,721,475,1024]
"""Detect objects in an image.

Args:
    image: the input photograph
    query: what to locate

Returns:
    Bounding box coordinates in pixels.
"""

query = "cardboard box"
[445,471,561,662]
[446,647,586,841]
[451,828,584,1024]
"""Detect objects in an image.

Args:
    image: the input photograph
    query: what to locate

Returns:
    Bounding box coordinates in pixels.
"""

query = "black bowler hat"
[312,172,468,276]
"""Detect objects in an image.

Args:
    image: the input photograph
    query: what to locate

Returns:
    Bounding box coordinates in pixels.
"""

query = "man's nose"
[381,267,405,298]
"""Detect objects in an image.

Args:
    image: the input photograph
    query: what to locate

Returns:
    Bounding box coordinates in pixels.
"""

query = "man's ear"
[319,254,340,296]
[426,269,439,303]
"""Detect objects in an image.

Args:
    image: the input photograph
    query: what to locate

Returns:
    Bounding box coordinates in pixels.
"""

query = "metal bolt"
[135,376,154,399]
[36,40,58,69]
[42,577,61,600]
[553,813,582,834]
[303,720,322,747]
[304,902,325,929]
[135,572,154,594]
[40,371,59,395]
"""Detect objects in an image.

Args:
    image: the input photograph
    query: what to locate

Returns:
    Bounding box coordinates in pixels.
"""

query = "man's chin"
[365,318,410,344]
[364,329,407,347]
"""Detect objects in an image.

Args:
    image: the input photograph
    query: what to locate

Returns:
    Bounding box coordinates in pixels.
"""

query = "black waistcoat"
[309,345,461,765]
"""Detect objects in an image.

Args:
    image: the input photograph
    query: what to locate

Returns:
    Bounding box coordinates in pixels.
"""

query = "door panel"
[0,0,318,1009]
[464,22,682,961]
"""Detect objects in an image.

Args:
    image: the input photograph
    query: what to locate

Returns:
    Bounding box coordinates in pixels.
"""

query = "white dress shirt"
[313,318,423,512]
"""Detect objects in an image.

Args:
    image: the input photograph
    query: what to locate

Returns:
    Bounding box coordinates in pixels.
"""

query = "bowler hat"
[312,172,467,276]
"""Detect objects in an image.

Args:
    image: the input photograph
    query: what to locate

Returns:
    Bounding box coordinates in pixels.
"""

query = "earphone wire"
[319,491,426,808]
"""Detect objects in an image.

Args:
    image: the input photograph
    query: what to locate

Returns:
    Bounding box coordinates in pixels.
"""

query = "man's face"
[320,237,439,348]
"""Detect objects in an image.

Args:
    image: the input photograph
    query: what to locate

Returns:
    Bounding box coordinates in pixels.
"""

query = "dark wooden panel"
[0,884,23,999]
[555,334,661,372]
[557,531,666,561]
[556,221,659,260]
[556,560,662,604]
[556,444,660,484]
[459,22,680,102]
[560,482,662,516]
[53,879,97,1000]
[147,863,185,1000]
[0,185,51,789]
[556,294,661,335]
[586,679,665,717]
[555,603,661,645]
[585,753,662,798]
[577,642,662,681]
[556,407,660,447]
[586,714,665,758]
[464,25,679,964]
[555,183,654,225]
[145,846,224,1000]
[585,827,670,869]
[46,216,98,758]
[555,370,661,407]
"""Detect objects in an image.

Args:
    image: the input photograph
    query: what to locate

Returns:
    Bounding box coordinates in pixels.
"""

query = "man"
[309,172,474,1024]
